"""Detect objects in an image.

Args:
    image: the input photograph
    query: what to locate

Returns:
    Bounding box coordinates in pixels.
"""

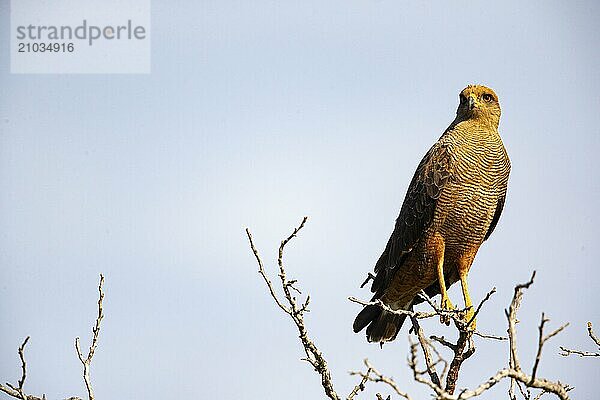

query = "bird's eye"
[482,93,494,102]
[460,95,467,104]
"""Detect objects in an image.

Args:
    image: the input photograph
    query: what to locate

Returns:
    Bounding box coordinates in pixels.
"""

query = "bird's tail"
[353,301,412,343]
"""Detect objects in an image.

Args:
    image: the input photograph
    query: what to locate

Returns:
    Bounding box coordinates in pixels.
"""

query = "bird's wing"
[483,194,505,241]
[371,141,454,295]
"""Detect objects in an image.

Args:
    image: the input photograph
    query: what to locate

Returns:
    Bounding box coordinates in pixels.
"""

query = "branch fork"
[1,274,105,400]
[248,218,576,400]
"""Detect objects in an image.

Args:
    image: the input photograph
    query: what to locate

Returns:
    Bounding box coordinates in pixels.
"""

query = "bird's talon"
[439,296,454,325]
[441,296,454,311]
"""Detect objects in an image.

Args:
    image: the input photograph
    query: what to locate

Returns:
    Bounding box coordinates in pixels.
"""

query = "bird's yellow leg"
[459,271,476,330]
[436,253,453,325]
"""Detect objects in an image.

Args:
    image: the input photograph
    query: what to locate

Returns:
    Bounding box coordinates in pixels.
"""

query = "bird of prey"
[353,85,510,343]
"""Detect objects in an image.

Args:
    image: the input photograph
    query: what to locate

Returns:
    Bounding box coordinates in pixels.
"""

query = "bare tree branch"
[16,337,30,399]
[467,287,497,328]
[246,217,341,400]
[346,368,370,399]
[247,225,291,314]
[410,316,442,387]
[533,390,549,400]
[472,331,507,341]
[506,271,535,399]
[75,274,105,400]
[249,220,574,400]
[531,313,569,382]
[444,328,476,395]
[348,297,438,320]
[560,322,600,358]
[353,272,572,399]
[349,359,413,400]
[0,337,35,400]
[588,322,600,347]
[0,275,104,400]
[501,272,571,400]
[410,288,498,395]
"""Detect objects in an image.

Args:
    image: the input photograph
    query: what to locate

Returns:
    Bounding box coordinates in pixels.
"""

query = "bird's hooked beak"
[468,94,477,111]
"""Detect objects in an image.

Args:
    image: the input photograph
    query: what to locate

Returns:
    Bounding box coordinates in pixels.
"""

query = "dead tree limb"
[349,359,413,400]
[560,322,600,358]
[246,217,341,400]
[0,336,37,400]
[247,218,420,399]
[0,274,105,400]
[249,219,574,400]
[75,274,105,400]
[410,316,442,387]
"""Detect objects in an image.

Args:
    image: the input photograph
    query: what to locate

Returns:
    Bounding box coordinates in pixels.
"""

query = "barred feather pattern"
[354,85,511,343]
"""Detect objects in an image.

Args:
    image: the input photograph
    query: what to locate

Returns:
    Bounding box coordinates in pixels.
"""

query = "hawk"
[353,85,511,343]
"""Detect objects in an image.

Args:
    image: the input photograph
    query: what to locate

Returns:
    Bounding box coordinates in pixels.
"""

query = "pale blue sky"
[1,1,598,399]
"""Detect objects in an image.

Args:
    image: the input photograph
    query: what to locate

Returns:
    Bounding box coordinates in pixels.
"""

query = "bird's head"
[455,85,501,129]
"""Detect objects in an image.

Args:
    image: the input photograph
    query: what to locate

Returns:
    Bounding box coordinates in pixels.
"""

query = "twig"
[560,322,600,357]
[440,287,497,395]
[506,271,535,398]
[0,334,82,400]
[531,313,569,382]
[0,274,104,400]
[502,272,571,400]
[407,337,446,396]
[246,217,340,400]
[430,335,457,351]
[431,368,570,400]
[349,359,413,400]
[405,272,570,399]
[410,316,442,387]
[247,227,290,314]
[419,288,499,395]
[467,287,496,328]
[249,219,575,400]
[430,341,450,381]
[348,297,437,319]
[1,336,32,400]
[559,348,600,357]
[444,325,475,395]
[533,390,549,400]
[75,274,105,400]
[347,364,372,400]
[472,331,507,341]
[588,322,600,347]
[417,290,468,322]
[16,336,30,399]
